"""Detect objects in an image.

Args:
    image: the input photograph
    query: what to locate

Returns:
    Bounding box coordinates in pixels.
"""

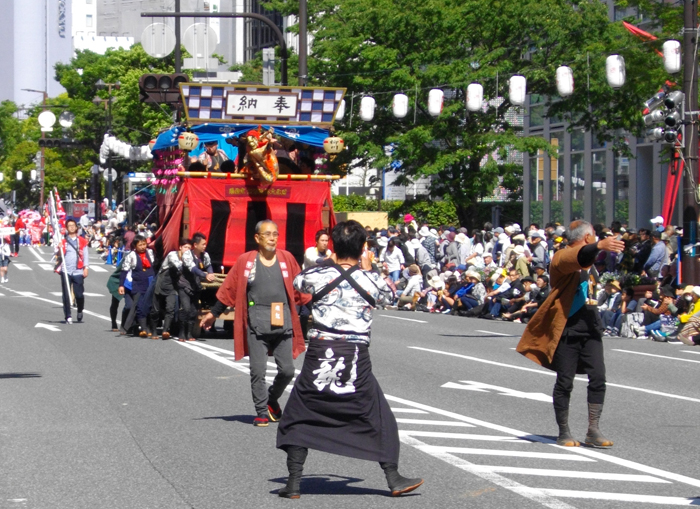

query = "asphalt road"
[1,246,699,509]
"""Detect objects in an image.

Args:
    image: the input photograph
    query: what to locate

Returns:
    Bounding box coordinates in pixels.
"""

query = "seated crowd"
[362,214,699,347]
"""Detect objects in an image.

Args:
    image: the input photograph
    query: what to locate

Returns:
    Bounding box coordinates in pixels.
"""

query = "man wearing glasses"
[201,220,310,426]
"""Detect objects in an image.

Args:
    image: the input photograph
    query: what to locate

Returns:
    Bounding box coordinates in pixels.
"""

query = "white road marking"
[417,445,595,461]
[13,264,32,271]
[400,430,529,442]
[682,350,700,355]
[518,488,700,505]
[89,266,108,273]
[27,247,47,262]
[0,292,5,297]
[391,408,429,414]
[38,264,54,271]
[3,288,114,322]
[442,380,552,402]
[385,394,700,489]
[468,466,670,483]
[176,339,700,507]
[411,346,700,404]
[612,349,700,365]
[379,314,427,323]
[35,323,61,332]
[475,330,510,336]
[83,292,105,297]
[395,418,475,427]
[400,435,577,509]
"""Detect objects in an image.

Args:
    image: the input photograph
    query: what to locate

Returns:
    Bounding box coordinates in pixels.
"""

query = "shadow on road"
[195,414,256,424]
[0,372,42,379]
[269,474,417,497]
[438,334,520,338]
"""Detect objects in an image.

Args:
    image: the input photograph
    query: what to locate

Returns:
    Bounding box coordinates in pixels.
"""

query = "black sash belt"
[310,261,376,308]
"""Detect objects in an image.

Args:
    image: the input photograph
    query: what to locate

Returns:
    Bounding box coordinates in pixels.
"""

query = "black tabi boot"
[279,446,308,499]
[379,462,424,497]
[554,408,580,447]
[179,322,190,342]
[584,403,613,448]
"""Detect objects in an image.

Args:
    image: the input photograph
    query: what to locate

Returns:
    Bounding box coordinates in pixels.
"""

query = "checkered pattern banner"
[181,84,346,126]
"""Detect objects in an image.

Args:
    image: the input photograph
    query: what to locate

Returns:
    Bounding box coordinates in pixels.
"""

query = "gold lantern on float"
[178,132,199,151]
[323,135,345,155]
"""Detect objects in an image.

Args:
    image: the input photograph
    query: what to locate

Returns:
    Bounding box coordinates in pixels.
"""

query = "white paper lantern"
[606,55,626,89]
[360,96,376,121]
[428,89,444,117]
[663,40,681,74]
[466,83,483,112]
[509,75,527,106]
[335,100,346,121]
[30,169,37,181]
[556,66,574,97]
[16,171,22,181]
[392,93,409,119]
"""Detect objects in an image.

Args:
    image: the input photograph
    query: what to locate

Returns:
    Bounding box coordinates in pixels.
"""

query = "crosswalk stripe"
[470,467,670,483]
[39,264,54,271]
[14,263,32,271]
[89,266,108,272]
[391,408,429,414]
[518,488,700,505]
[416,445,595,461]
[395,418,476,427]
[0,292,4,297]
[399,430,529,442]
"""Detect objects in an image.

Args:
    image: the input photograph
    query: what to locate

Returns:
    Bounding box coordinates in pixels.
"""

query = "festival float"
[149,84,347,334]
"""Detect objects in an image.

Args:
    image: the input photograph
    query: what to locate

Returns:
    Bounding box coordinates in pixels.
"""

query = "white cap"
[651,215,664,224]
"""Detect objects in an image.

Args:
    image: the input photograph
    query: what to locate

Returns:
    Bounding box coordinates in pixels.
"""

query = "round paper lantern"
[663,40,681,74]
[16,171,22,181]
[606,55,626,89]
[360,96,376,121]
[148,139,157,151]
[30,170,37,181]
[178,132,199,151]
[392,93,409,119]
[323,136,345,154]
[556,66,574,97]
[335,100,346,121]
[509,75,527,106]
[428,89,444,117]
[466,83,483,112]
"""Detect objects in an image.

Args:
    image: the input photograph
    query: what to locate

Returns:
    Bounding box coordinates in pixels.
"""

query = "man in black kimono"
[276,220,423,498]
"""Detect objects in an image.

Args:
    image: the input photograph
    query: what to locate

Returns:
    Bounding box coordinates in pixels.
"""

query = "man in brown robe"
[516,220,624,448]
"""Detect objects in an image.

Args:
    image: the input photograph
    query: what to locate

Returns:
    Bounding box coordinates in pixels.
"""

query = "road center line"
[410,346,700,404]
[612,349,700,365]
[475,330,510,336]
[379,314,427,323]
[682,350,700,355]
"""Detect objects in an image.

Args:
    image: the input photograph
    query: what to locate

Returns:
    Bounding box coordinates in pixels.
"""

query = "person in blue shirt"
[643,231,667,280]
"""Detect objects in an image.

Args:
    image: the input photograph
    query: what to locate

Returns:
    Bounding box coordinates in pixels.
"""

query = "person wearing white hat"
[650,215,665,232]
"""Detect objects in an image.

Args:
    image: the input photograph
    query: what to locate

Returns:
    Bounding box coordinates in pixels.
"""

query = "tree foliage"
[263,0,673,227]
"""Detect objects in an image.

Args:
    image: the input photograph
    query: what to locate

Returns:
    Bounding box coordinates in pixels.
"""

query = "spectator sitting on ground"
[388,264,423,310]
[634,286,676,338]
[452,270,487,314]
[598,280,622,330]
[503,274,550,323]
[436,274,461,313]
[605,287,637,336]
[500,275,536,317]
[677,286,700,325]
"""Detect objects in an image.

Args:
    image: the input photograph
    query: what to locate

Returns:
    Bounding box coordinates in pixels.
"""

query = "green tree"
[263,0,671,228]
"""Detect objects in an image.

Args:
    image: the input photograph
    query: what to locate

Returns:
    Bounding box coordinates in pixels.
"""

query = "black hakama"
[276,339,400,464]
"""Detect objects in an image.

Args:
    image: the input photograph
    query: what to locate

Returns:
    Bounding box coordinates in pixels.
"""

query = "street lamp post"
[21,89,48,211]
[93,80,120,216]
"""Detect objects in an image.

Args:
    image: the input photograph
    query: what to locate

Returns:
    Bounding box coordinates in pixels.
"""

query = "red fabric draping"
[155,179,335,268]
[661,155,683,227]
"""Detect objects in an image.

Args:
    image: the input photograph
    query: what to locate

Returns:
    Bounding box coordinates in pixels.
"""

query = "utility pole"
[174,0,182,73]
[682,0,699,284]
[298,0,308,86]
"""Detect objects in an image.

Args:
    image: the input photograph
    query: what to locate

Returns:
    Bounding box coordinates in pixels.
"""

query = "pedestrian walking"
[55,219,89,324]
[0,235,11,283]
[516,220,624,448]
[275,220,423,498]
[151,238,191,340]
[178,232,215,341]
[200,220,309,426]
[118,235,155,336]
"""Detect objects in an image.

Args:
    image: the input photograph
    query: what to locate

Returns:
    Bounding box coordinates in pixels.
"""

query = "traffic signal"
[38,139,85,148]
[644,89,685,147]
[139,73,188,104]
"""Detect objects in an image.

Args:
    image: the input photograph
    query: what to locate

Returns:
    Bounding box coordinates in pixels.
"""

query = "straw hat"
[429,275,445,290]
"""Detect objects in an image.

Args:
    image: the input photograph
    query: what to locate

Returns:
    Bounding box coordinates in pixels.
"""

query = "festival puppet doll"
[242,126,279,183]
